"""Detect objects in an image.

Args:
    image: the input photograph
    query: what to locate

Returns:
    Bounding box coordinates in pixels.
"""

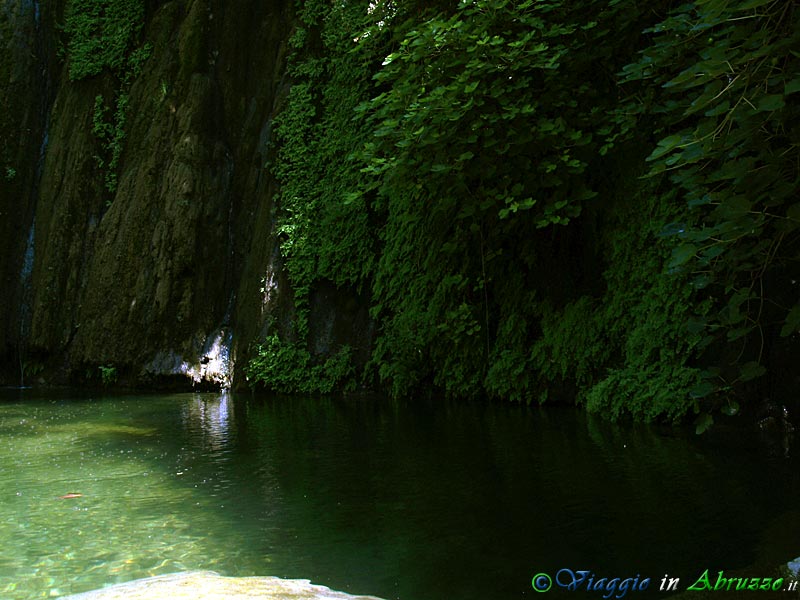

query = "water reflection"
[181,392,233,451]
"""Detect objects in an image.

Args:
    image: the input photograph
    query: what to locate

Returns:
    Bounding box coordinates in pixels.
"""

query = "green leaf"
[694,412,714,435]
[668,243,697,269]
[756,94,784,112]
[665,66,706,89]
[733,0,780,9]
[780,303,800,337]
[785,78,800,95]
[647,134,685,161]
[690,380,715,399]
[722,288,751,327]
[687,317,707,334]
[342,191,362,206]
[721,400,739,417]
[691,274,713,289]
[700,243,725,261]
[738,361,766,382]
[715,195,751,219]
[688,194,713,208]
[704,100,730,117]
[659,222,689,237]
[726,325,754,341]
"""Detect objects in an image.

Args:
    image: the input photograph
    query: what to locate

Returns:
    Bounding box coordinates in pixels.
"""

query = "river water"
[0,389,797,599]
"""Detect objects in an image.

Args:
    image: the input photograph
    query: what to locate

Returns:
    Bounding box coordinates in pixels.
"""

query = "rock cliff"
[0,0,368,389]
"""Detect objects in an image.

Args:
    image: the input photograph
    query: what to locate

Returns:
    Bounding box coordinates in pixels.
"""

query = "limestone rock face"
[0,0,371,388]
[0,0,56,377]
[61,571,385,600]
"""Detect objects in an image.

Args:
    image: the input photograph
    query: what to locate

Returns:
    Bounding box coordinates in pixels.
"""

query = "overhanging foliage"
[249,0,800,426]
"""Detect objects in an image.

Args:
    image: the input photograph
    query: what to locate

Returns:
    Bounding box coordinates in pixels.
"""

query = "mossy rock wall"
[0,0,364,388]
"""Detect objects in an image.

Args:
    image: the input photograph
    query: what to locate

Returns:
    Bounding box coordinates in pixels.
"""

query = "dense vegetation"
[62,0,150,195]
[246,0,800,429]
[52,0,798,427]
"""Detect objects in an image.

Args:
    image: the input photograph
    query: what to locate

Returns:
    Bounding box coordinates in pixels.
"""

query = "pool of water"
[0,389,798,599]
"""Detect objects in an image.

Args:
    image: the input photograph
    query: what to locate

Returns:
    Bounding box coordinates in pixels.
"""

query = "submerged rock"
[61,571,385,600]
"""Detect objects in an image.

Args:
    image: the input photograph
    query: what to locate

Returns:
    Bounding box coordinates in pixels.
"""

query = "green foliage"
[521,178,713,422]
[619,0,800,397]
[62,0,151,196]
[62,0,147,81]
[246,0,382,383]
[4,166,15,181]
[586,193,710,422]
[363,0,598,226]
[92,92,131,195]
[273,0,382,316]
[360,0,656,401]
[98,364,117,386]
[22,360,45,378]
[257,0,797,425]
[245,335,355,394]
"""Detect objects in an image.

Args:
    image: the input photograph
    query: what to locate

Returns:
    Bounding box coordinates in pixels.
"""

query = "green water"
[0,390,798,599]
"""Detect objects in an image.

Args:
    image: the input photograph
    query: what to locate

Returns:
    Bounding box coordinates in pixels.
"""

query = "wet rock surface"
[61,572,385,600]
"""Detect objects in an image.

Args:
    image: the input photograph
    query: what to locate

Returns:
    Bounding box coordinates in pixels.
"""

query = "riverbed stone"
[61,571,385,600]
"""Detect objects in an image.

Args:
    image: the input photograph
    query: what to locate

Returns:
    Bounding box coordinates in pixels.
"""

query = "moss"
[62,0,147,82]
[62,0,151,196]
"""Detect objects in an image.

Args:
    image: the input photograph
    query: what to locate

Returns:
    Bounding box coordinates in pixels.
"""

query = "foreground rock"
[61,571,385,600]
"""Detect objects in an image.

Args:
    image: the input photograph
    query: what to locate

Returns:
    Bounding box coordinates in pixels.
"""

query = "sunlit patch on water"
[0,393,257,598]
